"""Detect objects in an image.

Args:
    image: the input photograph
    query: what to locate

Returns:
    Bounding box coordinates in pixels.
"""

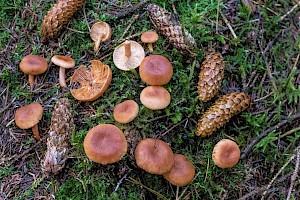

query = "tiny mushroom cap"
[15,102,43,140]
[140,86,171,110]
[90,22,112,52]
[163,154,195,187]
[139,55,173,85]
[141,31,158,52]
[51,55,75,87]
[83,124,128,164]
[212,139,241,168]
[20,55,48,87]
[135,138,174,175]
[113,40,145,71]
[113,100,139,124]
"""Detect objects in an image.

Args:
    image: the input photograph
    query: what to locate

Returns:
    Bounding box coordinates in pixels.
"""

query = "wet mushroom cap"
[212,139,240,168]
[83,124,128,164]
[113,100,139,124]
[15,102,43,129]
[141,31,159,44]
[51,55,75,69]
[90,21,112,42]
[139,55,173,85]
[163,154,195,187]
[140,86,171,110]
[135,138,174,175]
[20,55,48,75]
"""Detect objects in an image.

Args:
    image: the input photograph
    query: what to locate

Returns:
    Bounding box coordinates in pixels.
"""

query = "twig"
[216,0,221,33]
[176,186,179,200]
[177,171,201,199]
[287,147,300,200]
[241,113,300,159]
[280,0,300,21]
[158,119,188,138]
[220,12,237,39]
[82,4,90,32]
[114,173,128,192]
[115,0,149,19]
[119,14,140,41]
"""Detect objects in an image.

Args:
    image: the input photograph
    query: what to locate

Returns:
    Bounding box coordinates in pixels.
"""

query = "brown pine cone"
[41,0,85,43]
[41,98,74,174]
[196,92,251,137]
[198,51,224,102]
[147,4,196,55]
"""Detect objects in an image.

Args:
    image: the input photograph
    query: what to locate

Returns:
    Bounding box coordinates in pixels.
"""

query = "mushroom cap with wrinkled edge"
[15,102,43,129]
[83,124,128,164]
[135,138,174,175]
[90,21,112,42]
[140,86,171,110]
[212,139,240,168]
[139,55,173,85]
[51,55,75,69]
[141,31,159,43]
[163,154,195,187]
[113,40,145,71]
[20,55,48,75]
[113,100,139,124]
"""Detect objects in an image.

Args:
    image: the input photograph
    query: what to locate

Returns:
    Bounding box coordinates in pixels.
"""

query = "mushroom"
[135,138,174,175]
[113,40,145,71]
[113,100,139,124]
[51,55,75,87]
[139,55,173,85]
[163,154,195,187]
[140,86,171,110]
[90,22,112,52]
[20,55,48,87]
[83,124,128,164]
[212,139,240,168]
[15,102,43,140]
[141,31,158,52]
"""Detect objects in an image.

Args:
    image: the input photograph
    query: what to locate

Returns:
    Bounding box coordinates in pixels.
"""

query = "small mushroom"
[140,86,171,110]
[212,139,240,168]
[113,100,139,124]
[51,55,75,87]
[20,55,48,87]
[141,31,158,52]
[15,102,43,140]
[163,154,195,187]
[135,138,174,175]
[90,22,112,52]
[83,124,128,164]
[139,55,173,85]
[113,40,145,71]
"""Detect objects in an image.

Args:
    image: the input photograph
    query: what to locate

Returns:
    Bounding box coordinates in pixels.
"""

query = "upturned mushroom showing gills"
[51,55,75,87]
[212,139,240,168]
[20,55,48,87]
[141,31,158,52]
[90,21,112,52]
[70,60,112,102]
[15,102,43,140]
[113,40,145,71]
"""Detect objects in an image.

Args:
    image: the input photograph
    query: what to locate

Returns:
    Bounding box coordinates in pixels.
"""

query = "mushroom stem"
[28,74,35,87]
[59,67,67,87]
[32,124,41,140]
[94,33,104,52]
[124,41,131,57]
[148,43,154,52]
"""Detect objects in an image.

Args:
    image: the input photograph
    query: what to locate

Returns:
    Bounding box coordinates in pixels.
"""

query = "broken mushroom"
[212,139,240,168]
[113,100,139,124]
[90,22,112,52]
[15,102,43,140]
[141,31,158,52]
[51,55,75,87]
[140,86,171,110]
[113,40,145,71]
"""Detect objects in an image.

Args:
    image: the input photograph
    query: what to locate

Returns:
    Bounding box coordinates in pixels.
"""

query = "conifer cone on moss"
[41,0,85,43]
[147,4,196,55]
[198,51,224,102]
[41,98,74,174]
[196,92,251,137]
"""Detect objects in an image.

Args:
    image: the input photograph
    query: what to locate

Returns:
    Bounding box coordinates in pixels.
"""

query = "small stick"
[216,0,221,33]
[158,119,188,138]
[220,12,237,39]
[82,4,90,32]
[114,173,128,192]
[280,0,300,21]
[175,186,179,200]
[287,147,300,200]
[119,14,140,42]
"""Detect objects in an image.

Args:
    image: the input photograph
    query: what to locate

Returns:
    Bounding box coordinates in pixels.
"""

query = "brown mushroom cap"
[140,86,171,110]
[139,55,173,85]
[15,102,43,129]
[212,139,240,168]
[163,154,195,187]
[113,40,145,71]
[135,138,174,175]
[141,31,158,43]
[20,55,48,75]
[51,55,75,69]
[113,100,139,124]
[83,124,128,164]
[90,22,112,42]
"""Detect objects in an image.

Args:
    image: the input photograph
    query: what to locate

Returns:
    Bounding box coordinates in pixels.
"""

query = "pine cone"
[41,98,74,174]
[41,0,85,43]
[147,4,196,55]
[196,92,251,137]
[198,51,225,102]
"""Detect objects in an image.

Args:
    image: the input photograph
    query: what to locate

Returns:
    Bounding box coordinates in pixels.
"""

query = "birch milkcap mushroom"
[140,86,171,110]
[51,55,75,87]
[113,100,139,124]
[212,139,240,168]
[90,22,112,52]
[141,31,158,52]
[113,40,145,71]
